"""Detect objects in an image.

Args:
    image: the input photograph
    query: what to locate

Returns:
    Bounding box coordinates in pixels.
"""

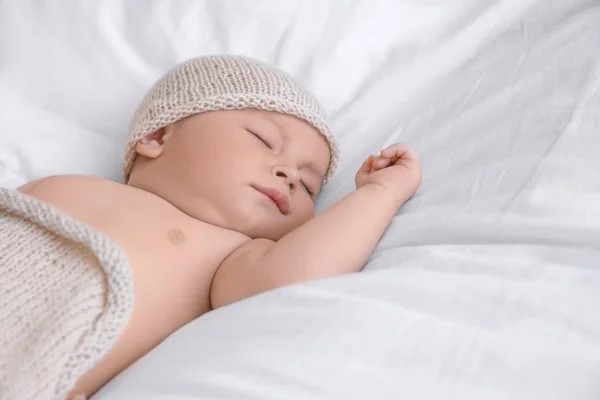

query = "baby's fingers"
[381,144,419,164]
[370,156,392,173]
[381,143,408,158]
[357,154,376,174]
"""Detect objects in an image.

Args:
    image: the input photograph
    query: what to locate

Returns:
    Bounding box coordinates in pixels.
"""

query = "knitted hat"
[122,55,339,182]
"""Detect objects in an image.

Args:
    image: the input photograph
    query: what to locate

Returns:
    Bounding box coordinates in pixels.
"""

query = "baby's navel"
[167,228,186,245]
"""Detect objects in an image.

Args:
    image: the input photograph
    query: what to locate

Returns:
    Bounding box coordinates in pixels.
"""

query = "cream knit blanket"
[0,188,134,400]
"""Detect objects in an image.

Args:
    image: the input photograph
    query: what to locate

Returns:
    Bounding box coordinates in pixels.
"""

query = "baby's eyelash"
[249,130,272,149]
[301,181,314,196]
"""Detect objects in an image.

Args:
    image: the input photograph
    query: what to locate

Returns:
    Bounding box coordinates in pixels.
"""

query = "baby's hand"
[355,143,422,206]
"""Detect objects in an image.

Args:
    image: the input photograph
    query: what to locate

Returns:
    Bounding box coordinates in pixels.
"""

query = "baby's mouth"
[252,185,290,215]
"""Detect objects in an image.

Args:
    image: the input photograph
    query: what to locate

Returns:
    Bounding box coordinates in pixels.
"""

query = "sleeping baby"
[0,55,421,399]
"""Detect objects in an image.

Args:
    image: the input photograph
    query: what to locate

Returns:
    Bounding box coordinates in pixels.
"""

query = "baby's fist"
[355,143,422,206]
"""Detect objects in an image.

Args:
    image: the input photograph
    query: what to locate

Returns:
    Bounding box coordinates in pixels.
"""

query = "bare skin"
[16,109,422,398]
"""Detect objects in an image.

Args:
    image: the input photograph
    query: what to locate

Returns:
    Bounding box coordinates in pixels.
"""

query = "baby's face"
[130,109,331,240]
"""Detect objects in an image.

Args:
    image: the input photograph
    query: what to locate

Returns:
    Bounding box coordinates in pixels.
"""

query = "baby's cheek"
[296,202,316,224]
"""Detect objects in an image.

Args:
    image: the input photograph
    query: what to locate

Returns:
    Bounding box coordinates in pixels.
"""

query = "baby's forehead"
[247,110,321,138]
[258,110,328,144]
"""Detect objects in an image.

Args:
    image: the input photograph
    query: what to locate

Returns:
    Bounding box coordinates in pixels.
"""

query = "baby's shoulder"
[16,174,148,223]
[17,174,124,216]
[18,174,125,200]
[18,173,108,188]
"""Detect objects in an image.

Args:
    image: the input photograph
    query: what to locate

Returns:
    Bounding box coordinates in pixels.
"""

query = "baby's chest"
[106,212,242,290]
[97,211,245,328]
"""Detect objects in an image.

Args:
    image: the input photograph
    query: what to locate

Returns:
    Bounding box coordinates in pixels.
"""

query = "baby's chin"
[236,206,314,240]
[182,205,297,241]
[174,192,310,240]
[226,216,299,241]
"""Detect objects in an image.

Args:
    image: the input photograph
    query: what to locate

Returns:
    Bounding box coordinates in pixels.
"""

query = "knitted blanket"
[0,188,134,400]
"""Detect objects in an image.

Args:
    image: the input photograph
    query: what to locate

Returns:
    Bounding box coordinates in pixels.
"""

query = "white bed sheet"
[1,0,600,399]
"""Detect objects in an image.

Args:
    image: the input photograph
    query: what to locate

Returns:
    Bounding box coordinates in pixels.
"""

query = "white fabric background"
[1,0,599,399]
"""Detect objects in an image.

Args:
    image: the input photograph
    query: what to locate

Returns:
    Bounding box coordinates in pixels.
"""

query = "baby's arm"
[211,184,400,307]
[210,144,421,308]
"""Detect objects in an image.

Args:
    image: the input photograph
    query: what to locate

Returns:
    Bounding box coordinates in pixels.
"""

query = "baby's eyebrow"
[264,117,283,134]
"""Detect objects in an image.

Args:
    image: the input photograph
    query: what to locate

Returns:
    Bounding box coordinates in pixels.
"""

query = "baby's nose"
[273,166,299,192]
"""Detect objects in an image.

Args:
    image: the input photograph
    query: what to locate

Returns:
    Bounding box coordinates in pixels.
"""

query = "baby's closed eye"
[300,181,314,196]
[248,129,272,149]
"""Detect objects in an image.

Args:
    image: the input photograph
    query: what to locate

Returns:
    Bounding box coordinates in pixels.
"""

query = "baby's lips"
[272,191,291,214]
[253,185,291,215]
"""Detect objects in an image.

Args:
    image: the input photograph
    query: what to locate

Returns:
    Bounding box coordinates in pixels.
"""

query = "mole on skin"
[167,228,185,245]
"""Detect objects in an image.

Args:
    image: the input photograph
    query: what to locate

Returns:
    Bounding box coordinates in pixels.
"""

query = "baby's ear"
[134,125,175,159]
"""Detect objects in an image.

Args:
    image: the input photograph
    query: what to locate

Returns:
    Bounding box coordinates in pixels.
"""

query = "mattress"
[1,0,599,399]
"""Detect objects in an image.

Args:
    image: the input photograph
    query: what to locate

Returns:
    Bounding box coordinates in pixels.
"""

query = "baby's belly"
[65,229,215,396]
[70,267,209,397]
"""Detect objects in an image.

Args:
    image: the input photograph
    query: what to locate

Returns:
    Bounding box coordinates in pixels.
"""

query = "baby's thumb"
[72,395,86,400]
[357,155,375,175]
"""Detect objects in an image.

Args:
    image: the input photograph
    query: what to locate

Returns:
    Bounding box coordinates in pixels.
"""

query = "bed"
[1,0,599,399]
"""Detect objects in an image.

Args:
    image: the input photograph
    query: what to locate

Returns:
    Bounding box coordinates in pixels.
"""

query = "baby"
[0,55,421,399]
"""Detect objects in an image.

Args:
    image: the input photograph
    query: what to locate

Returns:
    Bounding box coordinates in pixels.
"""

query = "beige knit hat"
[122,55,339,182]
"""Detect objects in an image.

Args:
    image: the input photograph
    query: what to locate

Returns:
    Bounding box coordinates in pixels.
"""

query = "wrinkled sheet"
[1,0,599,399]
